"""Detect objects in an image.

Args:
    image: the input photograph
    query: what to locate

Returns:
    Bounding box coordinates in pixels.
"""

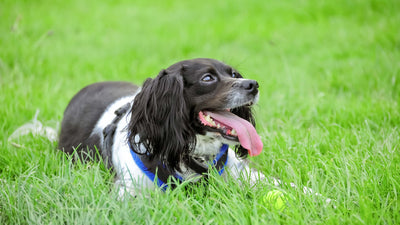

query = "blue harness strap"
[129,150,165,189]
[130,144,229,190]
[214,144,229,176]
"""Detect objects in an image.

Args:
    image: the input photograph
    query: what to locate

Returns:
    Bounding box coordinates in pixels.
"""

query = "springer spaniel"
[58,58,333,204]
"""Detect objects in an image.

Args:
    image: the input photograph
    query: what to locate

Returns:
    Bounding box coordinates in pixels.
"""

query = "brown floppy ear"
[127,69,196,172]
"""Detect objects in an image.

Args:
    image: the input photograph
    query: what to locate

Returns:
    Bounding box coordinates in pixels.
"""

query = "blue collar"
[130,144,229,191]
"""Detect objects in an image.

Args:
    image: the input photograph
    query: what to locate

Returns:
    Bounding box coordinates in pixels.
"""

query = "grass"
[1,0,399,224]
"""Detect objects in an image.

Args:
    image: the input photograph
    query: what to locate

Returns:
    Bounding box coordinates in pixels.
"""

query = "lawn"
[1,0,399,224]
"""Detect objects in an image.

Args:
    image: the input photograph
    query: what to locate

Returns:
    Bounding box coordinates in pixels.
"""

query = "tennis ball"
[263,190,288,211]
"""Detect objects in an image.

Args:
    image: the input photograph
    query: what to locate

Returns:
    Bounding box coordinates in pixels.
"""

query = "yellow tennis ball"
[263,190,288,211]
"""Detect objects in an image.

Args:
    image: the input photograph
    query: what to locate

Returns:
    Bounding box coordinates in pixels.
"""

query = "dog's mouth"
[198,110,263,156]
[199,111,239,141]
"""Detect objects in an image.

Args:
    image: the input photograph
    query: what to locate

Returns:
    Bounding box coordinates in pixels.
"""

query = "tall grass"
[1,0,399,224]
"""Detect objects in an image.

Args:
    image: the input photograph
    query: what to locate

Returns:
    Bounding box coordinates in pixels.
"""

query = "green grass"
[1,0,399,224]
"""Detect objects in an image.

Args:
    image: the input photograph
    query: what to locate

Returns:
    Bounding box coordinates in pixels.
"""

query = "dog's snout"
[238,80,259,94]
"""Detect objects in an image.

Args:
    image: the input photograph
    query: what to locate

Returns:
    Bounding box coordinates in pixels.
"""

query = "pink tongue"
[205,111,263,156]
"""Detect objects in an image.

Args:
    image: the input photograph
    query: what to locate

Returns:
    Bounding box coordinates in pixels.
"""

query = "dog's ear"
[127,69,195,172]
[230,106,255,158]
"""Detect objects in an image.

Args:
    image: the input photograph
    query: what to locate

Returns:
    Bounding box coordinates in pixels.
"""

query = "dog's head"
[128,58,263,171]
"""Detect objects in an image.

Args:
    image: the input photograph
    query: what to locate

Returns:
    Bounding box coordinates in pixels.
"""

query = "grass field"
[1,0,399,224]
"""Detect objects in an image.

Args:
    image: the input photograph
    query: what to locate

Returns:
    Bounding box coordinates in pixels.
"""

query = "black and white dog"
[58,58,332,203]
[59,58,268,196]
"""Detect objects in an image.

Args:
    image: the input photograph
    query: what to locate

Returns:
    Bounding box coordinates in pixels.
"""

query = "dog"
[58,58,333,204]
[58,58,268,195]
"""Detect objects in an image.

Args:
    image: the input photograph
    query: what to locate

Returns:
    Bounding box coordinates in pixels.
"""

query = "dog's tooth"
[204,115,217,127]
[231,129,237,135]
[210,120,216,126]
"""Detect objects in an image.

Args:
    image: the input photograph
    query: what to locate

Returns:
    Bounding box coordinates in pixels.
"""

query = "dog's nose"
[240,80,259,95]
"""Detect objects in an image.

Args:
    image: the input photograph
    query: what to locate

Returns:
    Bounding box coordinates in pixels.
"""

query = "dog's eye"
[201,74,215,82]
[232,72,237,78]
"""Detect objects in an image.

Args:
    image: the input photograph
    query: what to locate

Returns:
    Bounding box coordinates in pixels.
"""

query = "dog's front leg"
[225,148,335,206]
[224,148,279,186]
